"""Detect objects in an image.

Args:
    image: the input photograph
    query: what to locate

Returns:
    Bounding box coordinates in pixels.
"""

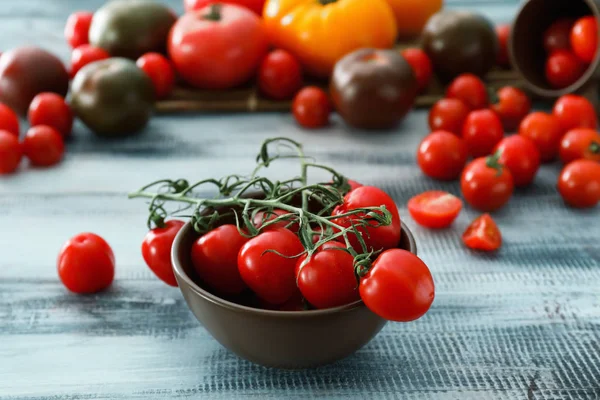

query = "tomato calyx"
[590,141,600,154]
[203,4,223,21]
[485,150,504,177]
[319,0,338,5]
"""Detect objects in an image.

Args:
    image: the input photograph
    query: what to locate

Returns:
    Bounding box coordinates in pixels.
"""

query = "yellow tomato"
[385,0,444,38]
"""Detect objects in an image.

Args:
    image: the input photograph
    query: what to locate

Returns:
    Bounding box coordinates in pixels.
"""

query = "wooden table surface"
[2,1,600,399]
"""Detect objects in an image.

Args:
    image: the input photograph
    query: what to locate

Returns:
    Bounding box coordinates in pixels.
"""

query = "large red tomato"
[168,4,268,89]
[185,0,266,15]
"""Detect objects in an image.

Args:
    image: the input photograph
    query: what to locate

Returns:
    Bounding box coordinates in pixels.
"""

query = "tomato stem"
[486,150,504,177]
[203,3,222,21]
[590,141,600,154]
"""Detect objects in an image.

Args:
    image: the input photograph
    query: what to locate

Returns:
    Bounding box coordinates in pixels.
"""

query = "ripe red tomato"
[238,228,304,305]
[552,94,597,132]
[408,191,463,229]
[184,0,266,15]
[496,24,511,67]
[493,135,541,187]
[462,109,504,157]
[461,154,514,212]
[519,112,564,162]
[428,98,470,135]
[543,18,574,53]
[332,186,401,254]
[446,73,488,110]
[0,103,20,137]
[401,48,433,92]
[292,86,331,129]
[136,53,175,99]
[258,49,303,100]
[570,16,598,63]
[0,130,22,174]
[141,220,185,287]
[491,86,531,132]
[22,125,65,167]
[169,4,268,89]
[57,233,115,294]
[64,11,93,49]
[462,214,502,251]
[252,208,299,233]
[359,249,434,322]
[347,179,363,192]
[545,50,586,89]
[560,128,600,164]
[28,93,73,138]
[70,44,110,78]
[558,159,600,208]
[191,224,249,295]
[417,130,468,181]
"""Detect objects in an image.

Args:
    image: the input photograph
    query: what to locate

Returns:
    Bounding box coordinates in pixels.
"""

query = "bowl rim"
[172,220,417,318]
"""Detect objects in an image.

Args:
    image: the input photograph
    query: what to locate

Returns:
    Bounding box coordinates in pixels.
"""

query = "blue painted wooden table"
[1,1,599,399]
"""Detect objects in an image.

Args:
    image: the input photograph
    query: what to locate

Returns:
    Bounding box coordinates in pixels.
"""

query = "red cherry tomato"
[408,191,463,229]
[347,179,363,192]
[570,16,598,63]
[446,73,488,110]
[184,0,266,15]
[558,159,600,208]
[28,93,73,138]
[545,50,586,89]
[519,112,564,162]
[57,233,115,294]
[0,130,22,174]
[70,44,110,78]
[496,24,511,67]
[428,98,470,135]
[417,130,469,181]
[461,154,514,212]
[169,4,268,89]
[136,53,175,99]
[493,135,541,187]
[560,128,600,164]
[401,48,433,92]
[238,228,304,305]
[359,249,434,322]
[64,11,93,49]
[552,94,597,132]
[22,125,65,167]
[252,208,299,233]
[0,103,20,137]
[332,186,401,254]
[491,86,531,132]
[292,86,331,129]
[191,224,249,295]
[141,220,185,287]
[258,49,303,100]
[543,18,574,53]
[462,109,504,157]
[462,214,502,251]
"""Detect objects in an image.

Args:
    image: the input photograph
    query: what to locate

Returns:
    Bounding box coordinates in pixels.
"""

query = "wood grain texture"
[1,1,599,399]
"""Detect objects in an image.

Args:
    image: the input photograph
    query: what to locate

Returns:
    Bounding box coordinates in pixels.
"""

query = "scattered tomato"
[552,94,597,132]
[462,214,502,251]
[560,128,600,164]
[570,16,598,63]
[27,93,73,138]
[519,112,564,162]
[543,18,574,53]
[417,130,469,181]
[462,109,504,157]
[401,48,433,92]
[252,208,298,233]
[493,135,541,187]
[141,220,185,287]
[0,103,20,137]
[446,73,488,110]
[545,50,586,89]
[22,125,65,167]
[496,24,511,67]
[258,49,303,100]
[491,86,531,132]
[64,11,93,49]
[136,53,175,99]
[558,159,600,208]
[408,191,463,229]
[70,44,110,78]
[428,98,470,135]
[292,87,330,129]
[184,0,266,15]
[0,130,22,174]
[461,153,514,212]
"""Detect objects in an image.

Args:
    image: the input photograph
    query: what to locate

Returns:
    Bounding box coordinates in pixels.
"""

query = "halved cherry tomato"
[552,94,597,132]
[462,109,504,157]
[496,24,511,68]
[461,153,514,212]
[559,128,600,164]
[545,50,586,89]
[493,135,541,187]
[543,18,574,53]
[519,112,564,162]
[570,16,598,63]
[401,48,433,92]
[417,130,469,181]
[446,73,488,110]
[557,159,600,208]
[258,49,303,100]
[491,86,531,132]
[0,130,22,174]
[428,98,470,135]
[408,191,462,229]
[141,220,185,287]
[462,214,502,251]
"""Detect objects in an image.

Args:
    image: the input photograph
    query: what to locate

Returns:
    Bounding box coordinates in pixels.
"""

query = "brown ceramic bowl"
[172,218,417,369]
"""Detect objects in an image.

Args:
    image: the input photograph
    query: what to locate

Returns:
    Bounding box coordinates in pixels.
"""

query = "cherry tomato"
[70,44,110,78]
[493,135,541,187]
[332,186,401,254]
[428,98,470,135]
[446,73,488,110]
[496,24,511,67]
[401,48,433,92]
[27,93,73,138]
[22,125,65,167]
[184,0,266,15]
[258,49,303,100]
[461,154,514,212]
[570,16,598,63]
[543,18,574,53]
[462,214,502,251]
[359,249,434,322]
[545,50,586,89]
[417,130,469,181]
[519,112,564,162]
[408,191,463,229]
[552,94,597,132]
[141,220,185,287]
[560,128,600,164]
[292,86,331,129]
[0,130,22,174]
[191,224,249,295]
[558,159,600,208]
[347,179,363,192]
[0,103,20,137]
[64,11,93,49]
[57,233,115,294]
[136,53,175,99]
[462,109,504,157]
[491,86,531,132]
[252,208,299,233]
[238,228,304,305]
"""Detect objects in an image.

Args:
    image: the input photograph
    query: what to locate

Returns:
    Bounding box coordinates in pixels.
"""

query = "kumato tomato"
[557,159,600,208]
[141,220,185,287]
[462,214,502,251]
[493,135,541,187]
[559,128,600,164]
[417,130,469,181]
[461,153,514,212]
[408,191,463,229]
